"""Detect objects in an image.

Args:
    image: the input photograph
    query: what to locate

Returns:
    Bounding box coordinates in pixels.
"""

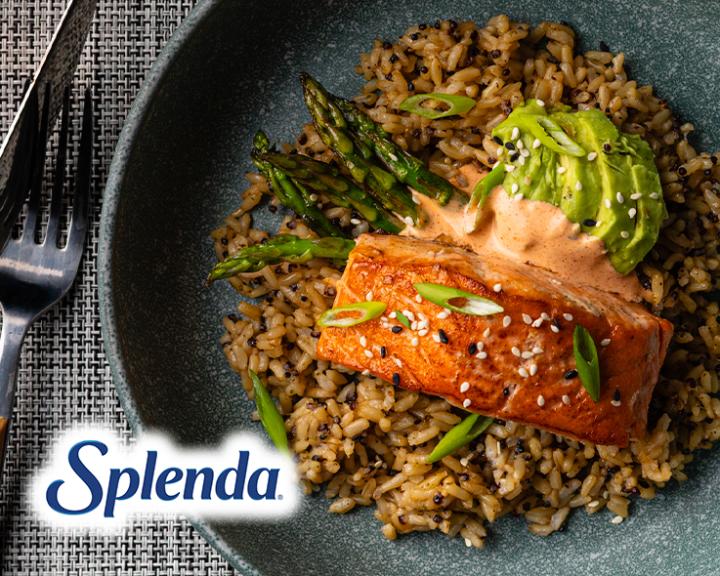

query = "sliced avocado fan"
[469,100,668,275]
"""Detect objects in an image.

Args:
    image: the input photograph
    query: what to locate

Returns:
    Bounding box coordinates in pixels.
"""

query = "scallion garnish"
[427,413,493,463]
[467,161,506,222]
[249,370,289,453]
[573,324,601,402]
[399,93,476,120]
[535,116,586,157]
[395,310,411,328]
[317,301,386,328]
[414,283,503,316]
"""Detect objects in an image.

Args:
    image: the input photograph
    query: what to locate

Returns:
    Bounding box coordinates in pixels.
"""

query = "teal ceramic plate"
[100,2,720,574]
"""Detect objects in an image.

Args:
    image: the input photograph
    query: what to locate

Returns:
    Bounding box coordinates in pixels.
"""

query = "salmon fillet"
[317,234,673,447]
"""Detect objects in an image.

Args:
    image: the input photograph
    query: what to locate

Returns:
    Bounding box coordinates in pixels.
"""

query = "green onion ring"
[317,301,386,328]
[427,413,494,463]
[414,283,504,316]
[399,93,476,119]
[573,324,601,402]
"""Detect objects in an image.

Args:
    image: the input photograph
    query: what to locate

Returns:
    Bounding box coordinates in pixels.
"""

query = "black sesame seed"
[380,346,387,358]
[636,270,652,290]
[433,514,443,523]
[583,218,597,227]
[284,371,292,379]
[389,53,399,63]
[504,141,516,151]
[487,156,496,164]
[407,81,415,91]
[412,128,422,138]
[552,318,562,330]
[492,135,503,145]
[502,68,510,76]
[434,20,441,29]
[490,49,501,58]
[613,388,621,402]
[509,152,519,162]
[391,325,403,334]
[603,143,612,152]
[438,329,449,344]
[468,342,478,355]
[705,169,713,176]
[392,373,401,386]
[514,443,524,453]
[564,369,578,380]
[502,386,510,396]
[300,295,308,302]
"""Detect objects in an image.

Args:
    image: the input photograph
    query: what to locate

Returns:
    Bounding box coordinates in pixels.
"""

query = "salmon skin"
[317,234,673,447]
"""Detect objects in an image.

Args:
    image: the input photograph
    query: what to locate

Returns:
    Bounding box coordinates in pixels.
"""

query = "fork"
[0,85,93,478]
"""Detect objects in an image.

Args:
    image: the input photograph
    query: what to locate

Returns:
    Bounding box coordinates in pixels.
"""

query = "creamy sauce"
[401,165,642,302]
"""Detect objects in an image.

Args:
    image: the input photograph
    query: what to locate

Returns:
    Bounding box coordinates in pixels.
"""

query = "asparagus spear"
[334,98,461,206]
[301,73,418,223]
[258,151,404,234]
[251,131,345,238]
[208,235,355,283]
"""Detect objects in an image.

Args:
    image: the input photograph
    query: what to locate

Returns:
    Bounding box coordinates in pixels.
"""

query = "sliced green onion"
[414,283,503,316]
[249,370,289,453]
[427,413,493,463]
[535,116,586,157]
[468,162,506,212]
[395,310,411,328]
[399,93,476,120]
[317,301,386,328]
[573,325,601,402]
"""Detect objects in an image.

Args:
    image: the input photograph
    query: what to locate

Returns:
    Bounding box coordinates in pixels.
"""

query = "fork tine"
[44,87,70,247]
[21,84,52,243]
[66,88,93,248]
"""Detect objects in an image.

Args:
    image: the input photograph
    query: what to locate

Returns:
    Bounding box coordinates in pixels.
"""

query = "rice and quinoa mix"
[211,16,720,546]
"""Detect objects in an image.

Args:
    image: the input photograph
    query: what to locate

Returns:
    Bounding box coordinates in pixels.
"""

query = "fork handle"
[0,310,30,479]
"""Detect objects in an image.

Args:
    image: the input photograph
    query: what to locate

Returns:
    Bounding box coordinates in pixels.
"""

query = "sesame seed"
[575,181,583,191]
[610,515,624,525]
[550,324,560,333]
[604,199,612,209]
[505,164,516,172]
[532,138,541,149]
[537,395,545,406]
[391,325,403,334]
[493,283,502,292]
[521,351,533,359]
[529,363,538,376]
[476,351,488,359]
[601,338,611,346]
[532,346,543,355]
[437,310,450,319]
[611,399,622,407]
[649,192,659,200]
[511,127,520,141]
[418,329,429,336]
[564,369,578,380]
[309,193,319,202]
[364,349,373,358]
[415,294,423,303]
[476,342,484,350]
[532,318,543,328]
[588,500,600,509]
[403,310,415,321]
[587,152,598,161]
[616,192,625,204]
[630,192,642,200]
[518,155,526,166]
[557,166,567,174]
[380,346,387,358]
[628,208,637,218]
[468,342,478,355]
[521,148,530,158]
[360,336,368,347]
[562,394,571,405]
[361,369,370,375]
[366,291,374,301]
[389,311,397,319]
[392,373,401,386]
[563,313,574,321]
[497,146,505,156]
[510,183,519,194]
[517,139,524,150]
[411,337,419,346]
[463,398,472,408]
[514,192,524,201]
[502,386,510,396]
[483,328,491,338]
[438,329,449,344]
[350,218,361,225]
[411,321,418,330]
[503,315,512,328]
[541,312,550,320]
[394,358,403,368]
[519,367,529,378]
[460,381,470,393]
[537,99,545,107]
[620,231,630,239]
[464,538,472,548]
[511,346,521,357]
[522,313,533,325]
[432,334,441,343]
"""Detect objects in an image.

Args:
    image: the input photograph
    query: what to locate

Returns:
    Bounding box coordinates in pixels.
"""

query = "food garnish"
[573,324,601,402]
[395,310,411,328]
[414,282,504,316]
[426,413,493,463]
[317,301,387,328]
[249,370,290,453]
[399,92,476,120]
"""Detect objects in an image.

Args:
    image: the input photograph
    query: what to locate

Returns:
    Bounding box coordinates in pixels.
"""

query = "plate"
[99,1,720,574]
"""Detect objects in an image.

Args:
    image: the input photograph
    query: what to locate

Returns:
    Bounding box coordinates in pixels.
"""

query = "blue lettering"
[248,468,279,500]
[104,467,140,517]
[183,468,214,500]
[216,451,249,500]
[155,467,183,501]
[46,440,107,515]
[140,450,157,499]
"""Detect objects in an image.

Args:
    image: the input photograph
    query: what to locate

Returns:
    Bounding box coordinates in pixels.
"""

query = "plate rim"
[98,0,259,573]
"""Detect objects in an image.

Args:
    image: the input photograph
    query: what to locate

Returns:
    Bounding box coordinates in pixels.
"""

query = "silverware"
[0,0,97,248]
[0,87,93,479]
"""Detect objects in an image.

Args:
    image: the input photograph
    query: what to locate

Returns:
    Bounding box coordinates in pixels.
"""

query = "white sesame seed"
[510,183,519,194]
[505,164,516,172]
[649,192,659,200]
[437,310,450,319]
[415,294,423,303]
[611,399,622,407]
[628,208,637,219]
[492,161,501,169]
[630,192,642,200]
[511,126,520,141]
[394,358,403,367]
[563,313,574,322]
[541,312,550,321]
[537,394,545,406]
[464,537,472,548]
[459,457,469,467]
[411,321,418,330]
[350,218,362,225]
[503,315,512,328]
[517,139,524,150]
[417,320,429,330]
[389,311,397,319]
[532,318,544,328]
[411,337,419,347]
[463,398,472,408]
[483,328,491,338]
[575,181,583,191]
[610,515,624,525]
[532,346,544,355]
[616,192,625,204]
[476,341,484,350]
[562,394,571,405]
[364,349,373,358]
[418,329,428,337]
[366,291,374,301]
[403,310,415,321]
[360,336,368,347]
[522,313,533,325]
[514,192,523,201]
[620,231,630,239]
[518,155,526,166]
[587,152,598,161]
[532,138,541,149]
[521,148,530,157]
[529,363,538,376]
[460,381,470,393]
[309,193,319,202]
[511,346,521,357]
[601,338,611,347]
[476,351,488,359]
[557,166,567,174]
[432,334,441,343]
[550,324,560,333]
[604,199,612,209]
[519,367,529,378]
[361,369,370,375]
[537,99,545,107]
[497,146,504,157]
[493,283,503,293]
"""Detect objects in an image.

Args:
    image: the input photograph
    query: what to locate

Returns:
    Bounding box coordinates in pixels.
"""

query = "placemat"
[0,1,236,573]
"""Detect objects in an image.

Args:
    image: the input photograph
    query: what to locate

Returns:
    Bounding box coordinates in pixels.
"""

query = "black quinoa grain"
[383,41,393,49]
[434,20,441,29]
[391,325,403,334]
[637,270,652,290]
[564,369,578,380]
[705,169,713,176]
[389,53,399,63]
[490,49,501,58]
[678,165,687,175]
[419,23,427,30]
[420,65,429,74]
[468,45,479,57]
[300,295,308,302]
[487,156,496,164]
[502,68,510,76]
[392,373,401,386]
[268,204,278,213]
[247,336,257,347]
[407,81,415,91]
[433,514,443,523]
[287,220,297,230]
[468,342,478,355]
[410,32,420,40]
[583,218,597,227]
[385,72,393,81]
[311,330,321,338]
[380,346,387,358]
[448,19,458,30]
[438,329,449,344]
[599,40,610,51]
[433,493,444,504]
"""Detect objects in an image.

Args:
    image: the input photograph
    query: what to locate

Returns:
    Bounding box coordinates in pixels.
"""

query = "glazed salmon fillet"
[317,234,673,447]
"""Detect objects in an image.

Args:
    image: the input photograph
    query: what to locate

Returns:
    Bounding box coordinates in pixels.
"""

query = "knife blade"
[0,0,97,189]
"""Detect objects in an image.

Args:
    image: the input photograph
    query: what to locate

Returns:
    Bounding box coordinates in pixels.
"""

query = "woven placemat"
[0,1,236,574]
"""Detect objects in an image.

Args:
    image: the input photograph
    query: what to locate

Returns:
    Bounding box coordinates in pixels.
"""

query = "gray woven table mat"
[0,1,236,574]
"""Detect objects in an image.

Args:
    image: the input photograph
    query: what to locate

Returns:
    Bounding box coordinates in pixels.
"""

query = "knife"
[0,0,97,191]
